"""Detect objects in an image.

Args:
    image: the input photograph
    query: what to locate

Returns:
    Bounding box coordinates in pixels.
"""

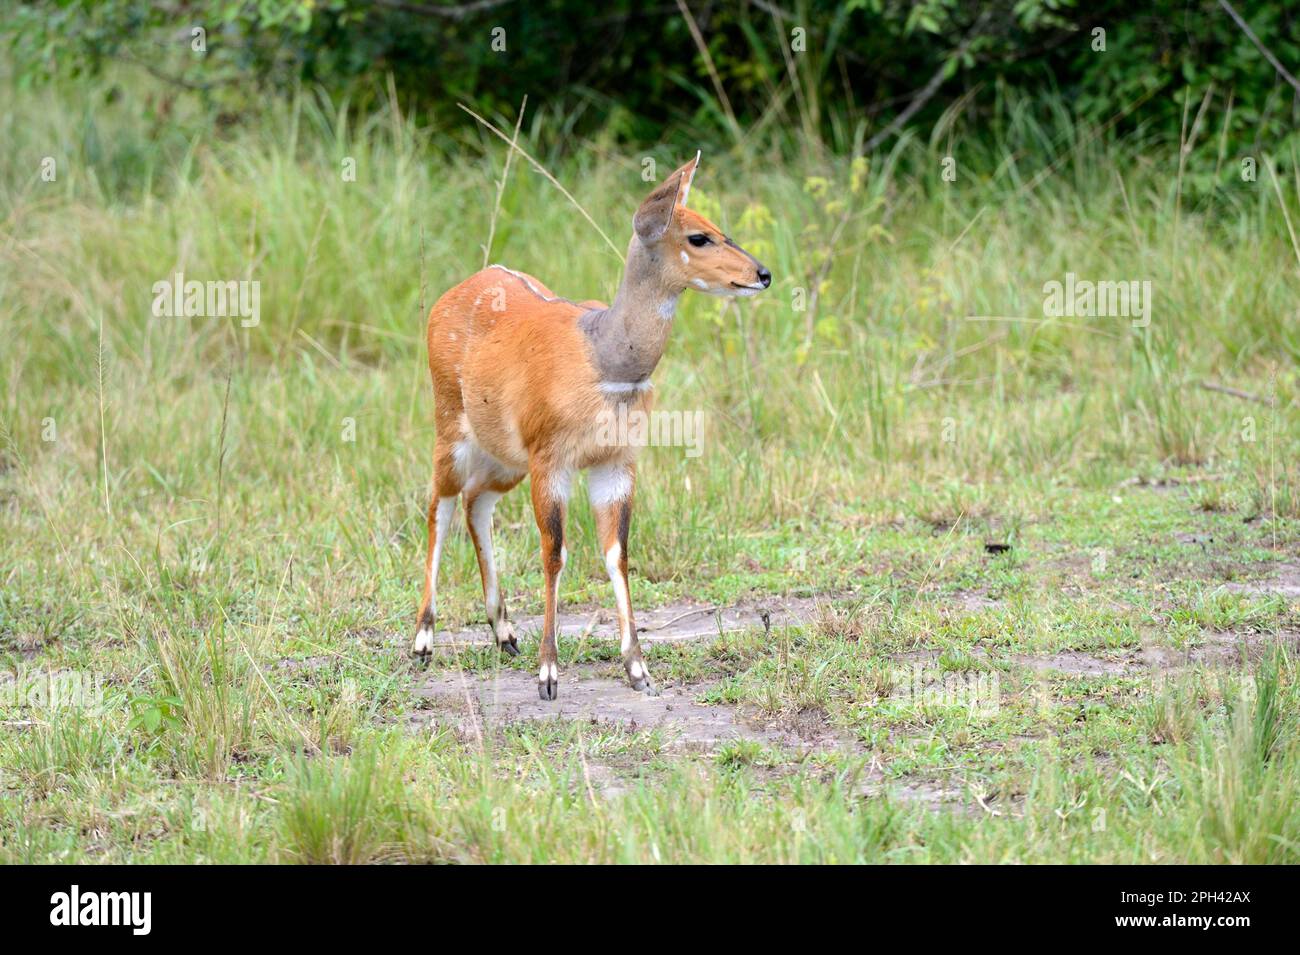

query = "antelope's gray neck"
[579,237,681,386]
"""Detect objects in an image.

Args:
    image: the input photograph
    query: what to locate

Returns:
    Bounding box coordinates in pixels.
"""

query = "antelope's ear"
[633,152,701,240]
[633,169,684,242]
[673,151,700,208]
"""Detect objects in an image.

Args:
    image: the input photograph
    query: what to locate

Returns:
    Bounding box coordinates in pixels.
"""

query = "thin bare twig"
[674,0,744,142]
[638,606,719,633]
[97,314,111,522]
[1218,0,1300,95]
[369,0,513,19]
[215,368,232,538]
[864,12,989,153]
[483,97,527,269]
[1197,381,1277,407]
[1265,157,1300,271]
[457,103,624,261]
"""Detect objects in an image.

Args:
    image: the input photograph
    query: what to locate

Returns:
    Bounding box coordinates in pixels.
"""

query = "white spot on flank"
[451,440,473,479]
[588,462,633,507]
[453,438,524,487]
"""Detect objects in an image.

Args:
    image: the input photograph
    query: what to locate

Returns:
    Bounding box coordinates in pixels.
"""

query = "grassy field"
[2,74,1299,863]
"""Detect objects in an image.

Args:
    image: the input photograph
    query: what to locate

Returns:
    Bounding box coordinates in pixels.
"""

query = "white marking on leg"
[551,549,566,634]
[430,496,456,596]
[413,623,435,654]
[414,495,457,653]
[469,490,503,623]
[603,542,635,655]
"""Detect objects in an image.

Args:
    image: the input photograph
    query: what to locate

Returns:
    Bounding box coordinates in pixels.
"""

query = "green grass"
[2,71,1300,863]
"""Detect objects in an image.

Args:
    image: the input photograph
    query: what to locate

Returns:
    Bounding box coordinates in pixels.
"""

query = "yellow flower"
[850,156,869,195]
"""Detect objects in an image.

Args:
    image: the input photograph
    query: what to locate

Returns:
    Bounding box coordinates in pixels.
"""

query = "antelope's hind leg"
[589,462,656,694]
[464,481,523,656]
[412,441,463,658]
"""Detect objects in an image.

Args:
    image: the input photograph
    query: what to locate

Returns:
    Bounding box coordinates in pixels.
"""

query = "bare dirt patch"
[428,588,1005,652]
[412,664,841,751]
[896,630,1300,677]
[428,593,833,649]
[1222,562,1300,599]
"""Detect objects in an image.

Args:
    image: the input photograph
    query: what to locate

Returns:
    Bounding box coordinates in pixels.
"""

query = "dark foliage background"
[5,1,1299,157]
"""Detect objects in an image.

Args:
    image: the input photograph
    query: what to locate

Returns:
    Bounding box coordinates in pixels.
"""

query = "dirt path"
[427,593,833,648]
[412,664,833,750]
[405,573,1298,810]
[1224,562,1300,598]
[415,630,1299,738]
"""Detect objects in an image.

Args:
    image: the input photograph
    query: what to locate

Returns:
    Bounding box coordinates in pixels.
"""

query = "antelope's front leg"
[588,462,655,694]
[530,459,569,701]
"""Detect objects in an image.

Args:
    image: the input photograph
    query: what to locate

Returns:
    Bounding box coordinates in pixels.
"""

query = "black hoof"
[501,637,520,657]
[538,677,558,701]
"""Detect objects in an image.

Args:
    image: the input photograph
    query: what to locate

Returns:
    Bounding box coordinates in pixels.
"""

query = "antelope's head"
[632,153,772,297]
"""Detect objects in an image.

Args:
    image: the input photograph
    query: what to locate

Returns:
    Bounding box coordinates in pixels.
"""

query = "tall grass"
[1168,654,1299,863]
[3,70,1300,863]
[3,72,1297,609]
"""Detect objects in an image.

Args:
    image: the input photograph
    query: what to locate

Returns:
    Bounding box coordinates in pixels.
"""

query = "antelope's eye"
[687,233,711,247]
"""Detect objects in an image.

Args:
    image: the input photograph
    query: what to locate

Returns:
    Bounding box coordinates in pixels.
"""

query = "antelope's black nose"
[757,267,772,288]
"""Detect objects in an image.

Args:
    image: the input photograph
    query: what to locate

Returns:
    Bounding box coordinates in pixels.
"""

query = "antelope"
[411,153,771,700]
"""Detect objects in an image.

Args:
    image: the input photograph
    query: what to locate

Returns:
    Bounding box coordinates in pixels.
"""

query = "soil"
[400,575,1298,811]
[412,663,840,752]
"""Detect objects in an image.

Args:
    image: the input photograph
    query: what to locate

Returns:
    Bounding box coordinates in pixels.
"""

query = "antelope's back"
[426,267,608,458]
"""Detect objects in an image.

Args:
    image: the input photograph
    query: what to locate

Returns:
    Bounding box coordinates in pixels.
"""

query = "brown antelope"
[412,153,771,700]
